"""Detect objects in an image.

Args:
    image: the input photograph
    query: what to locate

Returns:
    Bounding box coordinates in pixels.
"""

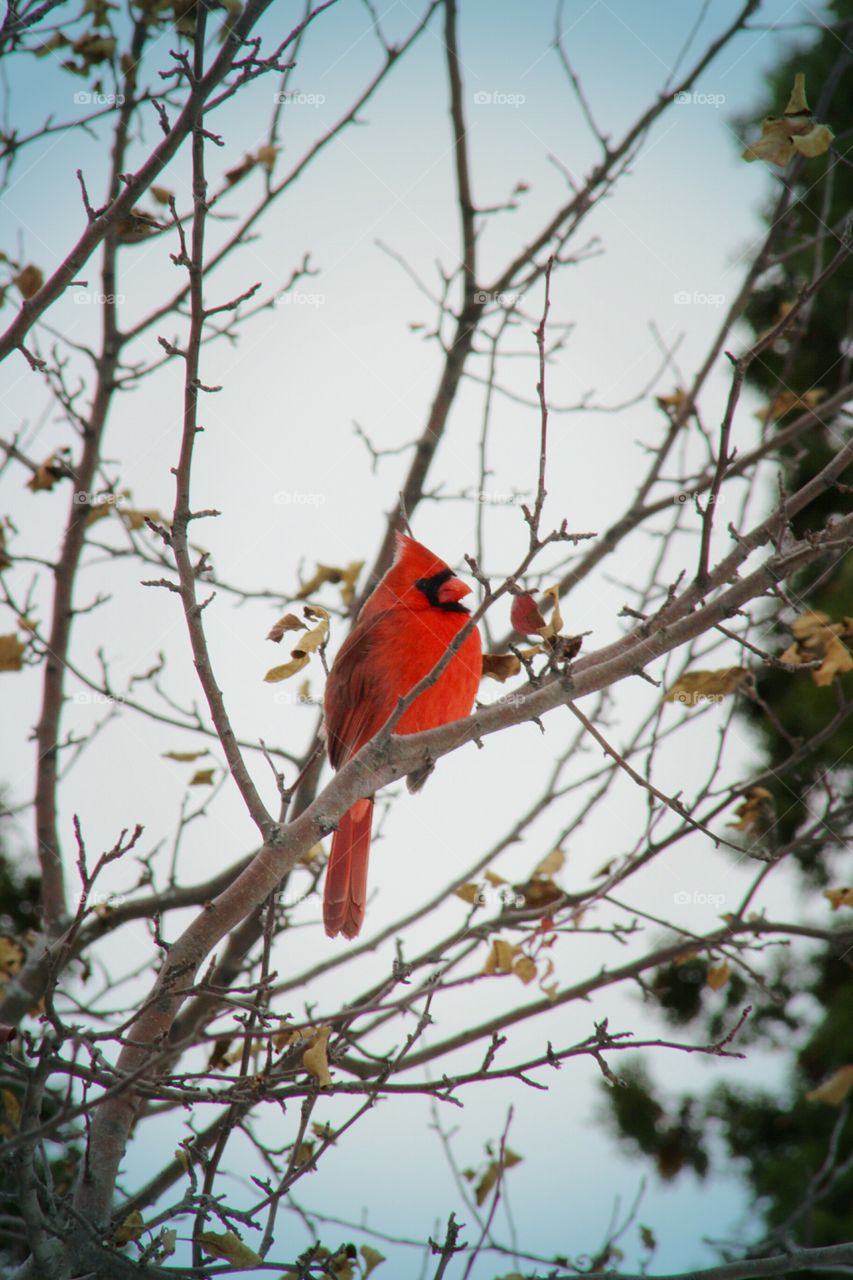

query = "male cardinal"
[323,534,482,939]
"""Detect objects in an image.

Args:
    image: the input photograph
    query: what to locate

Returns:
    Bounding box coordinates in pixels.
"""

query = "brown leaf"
[114,1210,145,1246]
[454,882,481,904]
[198,1230,261,1267]
[161,750,208,762]
[664,668,748,708]
[728,786,773,832]
[1,1088,20,1131]
[824,887,853,912]
[513,954,537,985]
[806,1065,853,1106]
[483,939,520,976]
[706,961,731,991]
[267,613,303,643]
[742,74,834,165]
[189,768,214,786]
[655,388,688,415]
[264,652,311,683]
[26,452,71,493]
[756,388,825,425]
[255,143,279,172]
[296,562,348,599]
[360,1244,386,1275]
[481,653,521,682]
[533,848,565,879]
[13,265,43,299]
[0,635,25,672]
[150,185,173,205]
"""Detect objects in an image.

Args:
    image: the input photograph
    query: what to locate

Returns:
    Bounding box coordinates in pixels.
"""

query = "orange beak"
[436,575,471,606]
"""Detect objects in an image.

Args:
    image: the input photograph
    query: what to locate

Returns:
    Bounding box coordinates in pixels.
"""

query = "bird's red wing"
[323,609,399,769]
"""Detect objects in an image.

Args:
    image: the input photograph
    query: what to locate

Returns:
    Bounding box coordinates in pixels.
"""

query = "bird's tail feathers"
[323,797,373,939]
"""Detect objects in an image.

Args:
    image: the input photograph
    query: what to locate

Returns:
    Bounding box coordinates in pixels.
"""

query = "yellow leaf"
[303,1025,332,1087]
[161,1228,177,1257]
[175,1146,190,1173]
[292,616,329,657]
[120,507,161,532]
[293,1140,315,1167]
[806,1065,853,1106]
[706,961,731,991]
[824,888,853,912]
[534,848,565,879]
[264,652,311,683]
[360,1244,386,1275]
[0,634,25,672]
[728,786,772,832]
[513,954,537,985]
[311,1122,336,1144]
[474,1149,522,1206]
[115,1210,145,1246]
[481,653,522,682]
[791,609,832,639]
[664,668,748,707]
[198,1230,261,1267]
[484,870,507,887]
[189,768,214,786]
[14,264,43,299]
[161,750,208,762]
[538,585,563,641]
[655,388,688,414]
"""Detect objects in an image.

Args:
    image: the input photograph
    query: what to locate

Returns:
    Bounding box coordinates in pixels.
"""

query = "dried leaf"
[120,507,162,532]
[161,750,208,762]
[538,586,564,641]
[115,1210,145,1246]
[484,870,507,887]
[150,185,173,205]
[296,562,346,598]
[824,887,853,912]
[160,1228,177,1258]
[13,264,43,299]
[728,786,772,832]
[189,768,214,786]
[198,1230,261,1267]
[513,954,537,985]
[264,652,311,683]
[311,1122,336,1144]
[483,939,519,976]
[303,1025,332,1087]
[339,560,364,606]
[806,1065,853,1106]
[267,613,303,643]
[534,848,565,879]
[756,388,825,425]
[474,1149,523,1206]
[26,451,70,492]
[655,388,688,415]
[360,1244,386,1275]
[742,73,834,165]
[292,615,329,656]
[255,143,279,172]
[481,653,521,682]
[814,636,853,686]
[0,634,25,672]
[664,668,748,707]
[454,882,480,904]
[640,1225,657,1252]
[706,961,731,991]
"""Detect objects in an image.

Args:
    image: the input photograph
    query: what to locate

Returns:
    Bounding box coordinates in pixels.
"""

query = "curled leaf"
[728,786,772,832]
[511,592,546,635]
[481,653,521,682]
[264,652,311,683]
[198,1230,261,1267]
[664,668,748,707]
[303,1025,332,1087]
[824,887,853,912]
[806,1065,853,1106]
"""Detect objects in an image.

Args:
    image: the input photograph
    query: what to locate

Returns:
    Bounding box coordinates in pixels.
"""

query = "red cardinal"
[323,534,482,939]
